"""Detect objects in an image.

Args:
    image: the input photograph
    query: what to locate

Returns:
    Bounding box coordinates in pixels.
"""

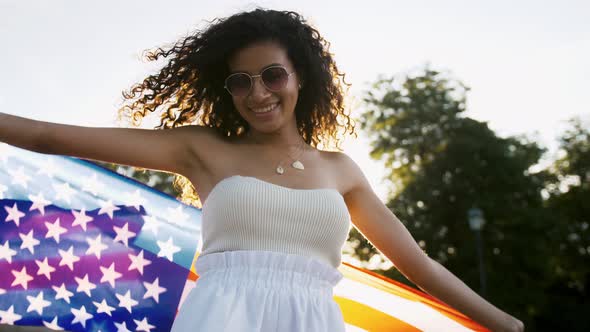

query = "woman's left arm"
[339,153,524,332]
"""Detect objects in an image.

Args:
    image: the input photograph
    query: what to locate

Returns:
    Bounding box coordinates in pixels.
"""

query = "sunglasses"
[224,66,295,97]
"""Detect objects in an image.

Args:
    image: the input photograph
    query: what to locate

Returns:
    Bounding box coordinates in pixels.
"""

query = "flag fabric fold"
[0,144,201,331]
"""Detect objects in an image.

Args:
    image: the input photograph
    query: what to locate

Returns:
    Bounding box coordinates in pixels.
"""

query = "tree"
[353,67,552,328]
[536,117,590,331]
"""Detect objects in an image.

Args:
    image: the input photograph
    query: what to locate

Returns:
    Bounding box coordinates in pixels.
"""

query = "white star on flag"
[28,192,52,215]
[114,321,132,332]
[71,209,94,231]
[19,229,40,254]
[0,241,17,263]
[26,291,52,315]
[143,277,167,303]
[113,222,136,247]
[85,234,108,259]
[42,316,63,330]
[115,290,138,313]
[45,218,67,243]
[134,317,156,332]
[4,202,26,226]
[99,262,122,288]
[11,266,34,289]
[98,199,120,219]
[58,246,80,270]
[35,257,56,280]
[141,215,160,235]
[0,305,22,325]
[166,205,189,225]
[52,283,74,304]
[124,189,147,211]
[156,236,181,261]
[9,166,31,189]
[70,305,93,328]
[93,299,116,317]
[81,172,105,196]
[37,158,58,178]
[128,250,151,275]
[74,274,96,297]
[53,182,76,204]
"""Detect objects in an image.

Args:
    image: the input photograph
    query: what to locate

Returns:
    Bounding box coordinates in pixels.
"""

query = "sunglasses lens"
[262,67,289,91]
[226,74,251,97]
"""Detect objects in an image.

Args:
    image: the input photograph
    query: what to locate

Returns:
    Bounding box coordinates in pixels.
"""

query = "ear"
[298,77,304,90]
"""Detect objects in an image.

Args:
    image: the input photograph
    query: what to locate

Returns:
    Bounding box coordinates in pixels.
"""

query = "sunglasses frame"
[224,65,295,97]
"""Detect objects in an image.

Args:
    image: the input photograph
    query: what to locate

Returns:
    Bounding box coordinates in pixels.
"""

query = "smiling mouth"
[250,103,279,114]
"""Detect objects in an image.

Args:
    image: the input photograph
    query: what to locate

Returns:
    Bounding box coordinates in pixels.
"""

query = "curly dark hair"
[117,8,356,206]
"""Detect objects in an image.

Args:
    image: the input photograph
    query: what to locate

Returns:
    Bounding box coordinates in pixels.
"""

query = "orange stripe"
[341,263,490,332]
[335,296,421,331]
[341,263,450,305]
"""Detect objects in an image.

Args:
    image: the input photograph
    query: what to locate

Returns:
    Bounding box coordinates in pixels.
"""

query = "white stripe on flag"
[345,323,369,332]
[178,279,197,310]
[334,279,476,332]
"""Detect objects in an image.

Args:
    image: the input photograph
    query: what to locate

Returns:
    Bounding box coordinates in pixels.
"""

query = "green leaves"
[352,65,554,329]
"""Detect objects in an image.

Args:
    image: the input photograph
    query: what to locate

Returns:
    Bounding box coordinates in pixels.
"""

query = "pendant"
[292,160,304,170]
[276,166,285,174]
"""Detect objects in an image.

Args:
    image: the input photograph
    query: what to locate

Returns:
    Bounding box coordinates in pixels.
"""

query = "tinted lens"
[261,67,289,91]
[226,73,251,96]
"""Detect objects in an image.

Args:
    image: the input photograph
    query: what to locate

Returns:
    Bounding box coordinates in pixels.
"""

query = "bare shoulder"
[180,124,221,138]
[320,150,371,197]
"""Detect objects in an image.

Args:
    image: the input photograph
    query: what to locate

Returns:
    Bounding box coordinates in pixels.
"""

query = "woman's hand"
[496,313,524,332]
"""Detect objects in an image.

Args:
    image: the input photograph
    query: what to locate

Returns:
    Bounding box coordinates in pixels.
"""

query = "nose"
[249,76,271,100]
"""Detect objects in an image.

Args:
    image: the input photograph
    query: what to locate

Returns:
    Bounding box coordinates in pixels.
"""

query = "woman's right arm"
[0,113,46,152]
[0,112,213,177]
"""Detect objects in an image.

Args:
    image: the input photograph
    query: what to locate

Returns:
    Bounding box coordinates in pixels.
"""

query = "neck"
[245,128,306,150]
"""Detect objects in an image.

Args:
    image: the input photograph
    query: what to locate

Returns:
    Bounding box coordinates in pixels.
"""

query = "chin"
[250,123,282,133]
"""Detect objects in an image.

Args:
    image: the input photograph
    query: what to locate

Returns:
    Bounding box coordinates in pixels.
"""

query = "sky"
[1,0,589,201]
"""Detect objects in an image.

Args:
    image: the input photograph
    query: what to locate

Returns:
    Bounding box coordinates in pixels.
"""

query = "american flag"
[0,143,201,331]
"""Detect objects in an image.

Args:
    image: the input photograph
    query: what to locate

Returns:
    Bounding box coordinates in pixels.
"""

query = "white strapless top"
[199,175,351,268]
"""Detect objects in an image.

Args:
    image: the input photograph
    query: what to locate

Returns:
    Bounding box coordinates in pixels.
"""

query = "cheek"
[230,99,248,120]
[285,89,299,106]
[231,97,245,111]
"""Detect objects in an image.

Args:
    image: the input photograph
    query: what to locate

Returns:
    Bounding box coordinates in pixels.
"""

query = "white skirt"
[171,250,346,332]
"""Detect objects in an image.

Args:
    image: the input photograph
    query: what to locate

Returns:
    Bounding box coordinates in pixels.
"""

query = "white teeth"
[252,103,278,113]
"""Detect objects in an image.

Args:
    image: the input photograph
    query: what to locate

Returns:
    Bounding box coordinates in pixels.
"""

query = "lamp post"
[468,207,487,297]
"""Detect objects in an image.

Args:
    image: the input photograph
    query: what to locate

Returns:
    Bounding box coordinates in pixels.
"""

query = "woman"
[0,8,524,332]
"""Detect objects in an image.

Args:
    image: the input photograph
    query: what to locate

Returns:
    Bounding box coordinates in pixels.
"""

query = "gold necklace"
[276,140,305,175]
[246,133,306,175]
